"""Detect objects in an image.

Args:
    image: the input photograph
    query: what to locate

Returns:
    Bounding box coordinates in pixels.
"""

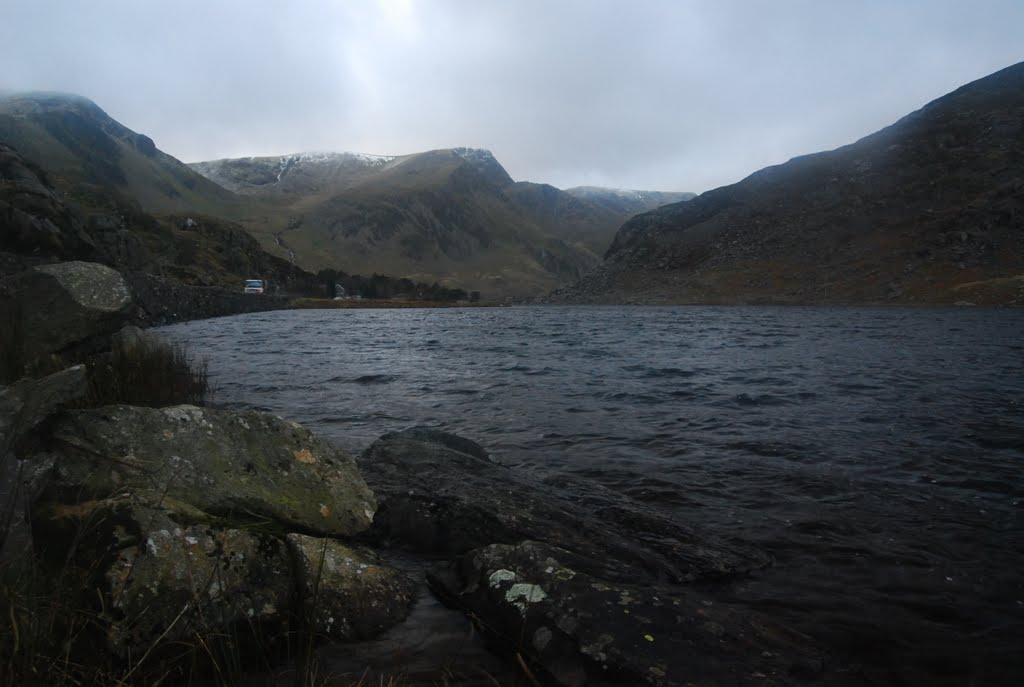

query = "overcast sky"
[2,1,1021,193]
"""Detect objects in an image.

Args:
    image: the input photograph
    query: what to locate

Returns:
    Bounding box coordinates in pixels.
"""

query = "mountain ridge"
[189,146,692,297]
[0,89,687,298]
[551,61,1024,305]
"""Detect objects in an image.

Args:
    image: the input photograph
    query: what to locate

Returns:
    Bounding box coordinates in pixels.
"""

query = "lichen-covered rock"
[431,541,840,687]
[287,534,416,640]
[33,494,292,655]
[360,428,769,584]
[0,261,132,366]
[44,404,376,536]
[107,522,291,655]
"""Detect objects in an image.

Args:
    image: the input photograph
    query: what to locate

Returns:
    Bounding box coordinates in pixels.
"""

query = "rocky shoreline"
[0,261,869,685]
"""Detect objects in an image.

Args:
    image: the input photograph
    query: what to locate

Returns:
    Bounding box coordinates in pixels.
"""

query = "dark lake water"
[159,305,1024,684]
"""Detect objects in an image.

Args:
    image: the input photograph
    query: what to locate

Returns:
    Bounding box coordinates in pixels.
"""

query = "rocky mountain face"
[0,92,239,215]
[552,62,1024,305]
[192,149,692,297]
[0,140,317,295]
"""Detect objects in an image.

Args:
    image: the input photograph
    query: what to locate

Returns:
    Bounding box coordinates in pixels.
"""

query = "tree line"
[316,268,480,302]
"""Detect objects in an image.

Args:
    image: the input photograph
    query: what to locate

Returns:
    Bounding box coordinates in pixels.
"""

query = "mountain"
[563,186,696,218]
[0,141,317,292]
[0,91,693,299]
[191,147,596,296]
[191,148,691,297]
[0,93,317,291]
[552,62,1024,305]
[502,184,694,259]
[0,92,240,216]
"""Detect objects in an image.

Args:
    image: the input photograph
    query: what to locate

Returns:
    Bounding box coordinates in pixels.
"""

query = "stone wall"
[125,271,290,327]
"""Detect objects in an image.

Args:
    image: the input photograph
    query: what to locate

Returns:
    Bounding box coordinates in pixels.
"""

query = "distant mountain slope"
[552,62,1024,305]
[563,186,696,218]
[191,148,690,297]
[0,92,240,216]
[192,147,598,297]
[502,183,693,259]
[0,141,317,292]
[0,91,694,298]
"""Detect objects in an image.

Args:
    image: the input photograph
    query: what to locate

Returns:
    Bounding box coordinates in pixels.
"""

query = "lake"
[159,305,1024,684]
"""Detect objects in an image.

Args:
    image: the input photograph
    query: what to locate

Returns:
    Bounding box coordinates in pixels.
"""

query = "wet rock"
[430,540,838,687]
[42,404,376,537]
[287,533,416,640]
[0,261,133,368]
[359,428,769,584]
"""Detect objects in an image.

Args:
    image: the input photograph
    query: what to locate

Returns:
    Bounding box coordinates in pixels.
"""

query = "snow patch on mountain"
[452,147,497,164]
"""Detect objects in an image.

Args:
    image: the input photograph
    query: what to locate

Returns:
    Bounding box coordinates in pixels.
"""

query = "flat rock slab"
[360,428,769,584]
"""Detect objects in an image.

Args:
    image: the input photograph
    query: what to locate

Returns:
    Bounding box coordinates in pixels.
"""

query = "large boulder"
[24,407,423,668]
[287,534,416,640]
[431,541,843,687]
[40,404,376,537]
[359,428,769,583]
[0,261,132,376]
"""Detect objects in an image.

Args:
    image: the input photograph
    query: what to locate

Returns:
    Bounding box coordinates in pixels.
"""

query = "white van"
[244,279,266,294]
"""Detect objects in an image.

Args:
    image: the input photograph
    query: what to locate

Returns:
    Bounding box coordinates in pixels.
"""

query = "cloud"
[2,0,1022,192]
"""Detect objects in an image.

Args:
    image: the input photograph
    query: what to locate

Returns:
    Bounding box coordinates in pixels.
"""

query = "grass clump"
[86,328,210,407]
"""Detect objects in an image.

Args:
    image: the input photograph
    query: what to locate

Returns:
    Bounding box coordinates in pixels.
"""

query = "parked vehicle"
[244,279,266,294]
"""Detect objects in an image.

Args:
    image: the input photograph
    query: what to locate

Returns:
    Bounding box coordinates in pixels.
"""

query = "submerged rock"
[359,427,769,583]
